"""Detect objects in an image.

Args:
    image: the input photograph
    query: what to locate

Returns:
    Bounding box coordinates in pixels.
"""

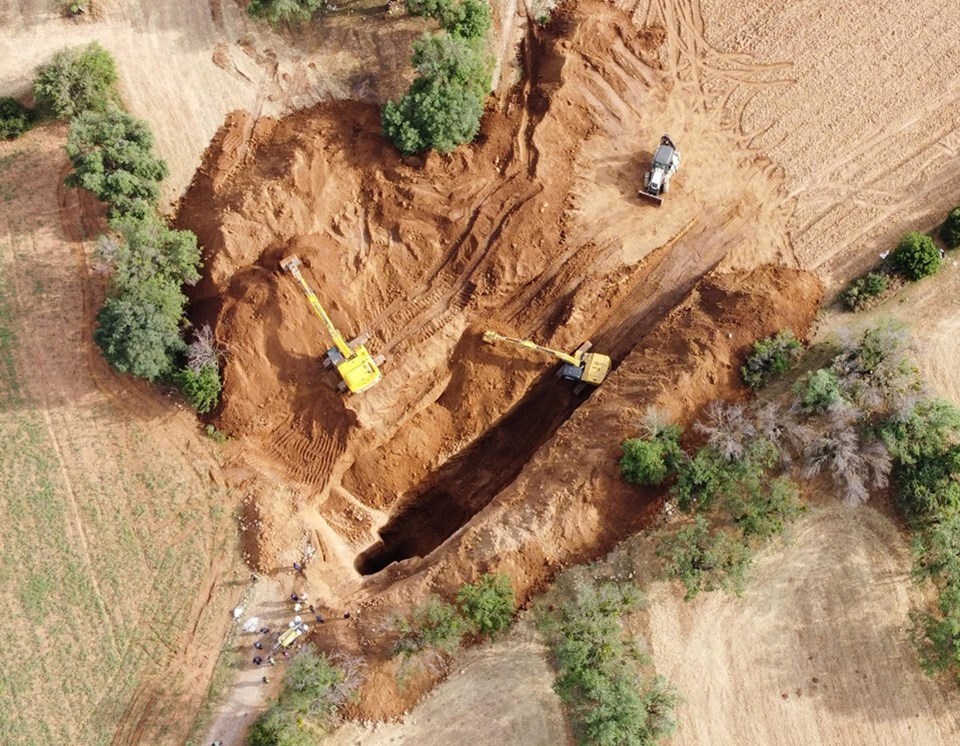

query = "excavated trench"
[354,376,581,575]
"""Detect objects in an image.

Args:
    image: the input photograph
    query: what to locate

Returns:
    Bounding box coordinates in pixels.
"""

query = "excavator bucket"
[482,330,500,344]
[637,190,663,207]
[280,254,301,271]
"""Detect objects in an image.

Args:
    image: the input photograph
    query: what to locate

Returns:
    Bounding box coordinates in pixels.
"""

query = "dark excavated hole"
[354,244,724,577]
[355,376,582,576]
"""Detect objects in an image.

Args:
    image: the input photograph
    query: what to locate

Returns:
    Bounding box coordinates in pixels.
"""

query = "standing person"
[253,655,263,665]
[262,676,270,685]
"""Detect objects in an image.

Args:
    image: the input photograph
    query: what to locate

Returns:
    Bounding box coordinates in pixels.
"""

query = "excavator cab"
[482,330,612,388]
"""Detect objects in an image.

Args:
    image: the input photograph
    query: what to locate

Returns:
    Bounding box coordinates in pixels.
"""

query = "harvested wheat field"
[2,0,960,742]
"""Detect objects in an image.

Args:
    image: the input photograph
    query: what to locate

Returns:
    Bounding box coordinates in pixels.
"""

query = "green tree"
[731,476,804,540]
[33,42,118,119]
[93,276,186,381]
[66,107,168,218]
[407,0,491,39]
[457,572,514,634]
[941,207,960,251]
[794,368,842,412]
[0,98,33,140]
[176,364,221,414]
[741,330,802,389]
[247,704,309,746]
[394,596,469,655]
[840,271,890,312]
[620,427,683,487]
[104,213,201,290]
[657,516,752,600]
[382,32,491,155]
[247,0,326,24]
[892,231,941,281]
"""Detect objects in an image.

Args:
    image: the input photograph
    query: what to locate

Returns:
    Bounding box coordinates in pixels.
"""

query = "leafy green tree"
[66,107,168,218]
[176,364,221,414]
[407,0,491,39]
[457,573,514,634]
[941,207,960,251]
[93,276,186,380]
[104,213,201,290]
[394,596,469,655]
[33,42,118,119]
[741,329,802,389]
[247,704,309,746]
[538,578,676,745]
[657,516,752,600]
[382,32,491,155]
[247,0,326,24]
[795,368,842,412]
[840,271,890,312]
[620,425,683,487]
[731,476,804,540]
[0,98,33,140]
[892,231,941,281]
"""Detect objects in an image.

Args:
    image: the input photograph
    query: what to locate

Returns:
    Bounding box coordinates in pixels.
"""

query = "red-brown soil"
[176,0,820,722]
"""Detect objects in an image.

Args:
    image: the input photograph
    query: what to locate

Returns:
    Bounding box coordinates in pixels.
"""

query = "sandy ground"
[0,124,249,745]
[324,624,570,746]
[0,0,423,205]
[646,502,960,745]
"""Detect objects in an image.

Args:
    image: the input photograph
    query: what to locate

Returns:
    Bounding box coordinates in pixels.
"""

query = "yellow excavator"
[281,255,383,394]
[482,330,611,388]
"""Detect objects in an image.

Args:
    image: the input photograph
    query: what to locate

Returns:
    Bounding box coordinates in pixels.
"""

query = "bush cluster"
[941,207,960,251]
[248,647,358,746]
[93,214,200,381]
[393,573,515,657]
[741,329,802,389]
[840,271,890,312]
[65,107,168,219]
[537,576,676,745]
[657,516,751,600]
[892,231,941,281]
[34,44,221,407]
[247,0,326,25]
[33,42,118,119]
[382,0,492,154]
[0,98,33,140]
[620,422,682,486]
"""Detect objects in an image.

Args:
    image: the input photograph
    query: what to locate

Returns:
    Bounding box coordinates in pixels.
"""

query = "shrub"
[620,428,682,487]
[741,329,801,389]
[732,476,804,540]
[407,0,491,39]
[247,0,326,24]
[176,364,221,414]
[795,368,842,412]
[33,42,118,119]
[394,596,469,656]
[657,516,752,600]
[830,324,918,416]
[249,648,356,745]
[0,98,33,140]
[66,107,168,218]
[892,231,941,281]
[93,276,186,381]
[538,577,676,745]
[102,213,200,290]
[941,207,960,251]
[457,573,514,635]
[840,271,890,312]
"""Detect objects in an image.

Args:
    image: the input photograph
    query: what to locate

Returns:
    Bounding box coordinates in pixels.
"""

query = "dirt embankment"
[323,263,821,717]
[175,0,820,721]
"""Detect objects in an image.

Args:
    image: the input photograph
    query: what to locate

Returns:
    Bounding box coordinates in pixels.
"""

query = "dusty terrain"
[647,502,960,745]
[0,127,244,745]
[2,0,960,742]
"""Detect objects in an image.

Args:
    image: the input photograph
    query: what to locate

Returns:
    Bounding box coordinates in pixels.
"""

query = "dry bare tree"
[695,401,757,462]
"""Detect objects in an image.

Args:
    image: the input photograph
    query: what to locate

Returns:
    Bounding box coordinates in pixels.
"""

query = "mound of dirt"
[175,0,820,719]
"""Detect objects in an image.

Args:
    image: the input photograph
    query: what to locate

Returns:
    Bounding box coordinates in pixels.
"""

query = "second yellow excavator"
[482,330,611,387]
[281,255,383,394]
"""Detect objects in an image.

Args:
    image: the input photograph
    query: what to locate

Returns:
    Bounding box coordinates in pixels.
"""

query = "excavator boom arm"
[482,330,581,366]
[284,261,354,359]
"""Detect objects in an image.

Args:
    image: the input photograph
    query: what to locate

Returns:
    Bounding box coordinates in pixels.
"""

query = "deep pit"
[354,377,582,575]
